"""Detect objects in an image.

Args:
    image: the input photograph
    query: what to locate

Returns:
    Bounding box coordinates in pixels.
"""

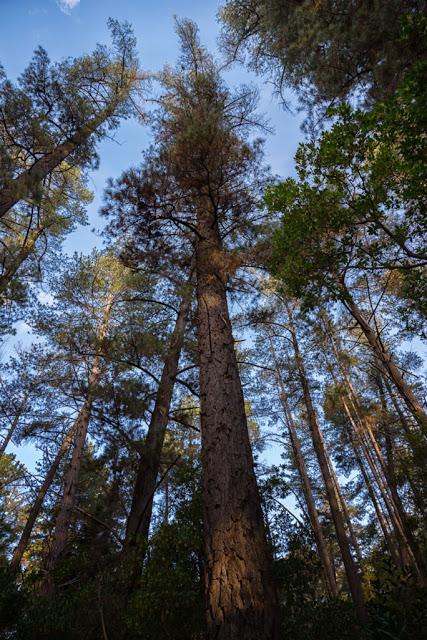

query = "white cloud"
[57,0,80,14]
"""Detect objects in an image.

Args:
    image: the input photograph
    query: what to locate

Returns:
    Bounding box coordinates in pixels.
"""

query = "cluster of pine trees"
[0,3,426,639]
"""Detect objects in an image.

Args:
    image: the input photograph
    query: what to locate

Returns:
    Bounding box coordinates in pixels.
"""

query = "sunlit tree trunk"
[320,314,424,575]
[269,336,338,598]
[197,206,279,640]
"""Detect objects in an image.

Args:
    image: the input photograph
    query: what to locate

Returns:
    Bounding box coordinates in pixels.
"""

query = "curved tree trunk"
[197,208,279,640]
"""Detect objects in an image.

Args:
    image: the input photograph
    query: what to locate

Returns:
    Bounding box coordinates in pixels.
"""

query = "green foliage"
[267,61,427,311]
[220,2,427,120]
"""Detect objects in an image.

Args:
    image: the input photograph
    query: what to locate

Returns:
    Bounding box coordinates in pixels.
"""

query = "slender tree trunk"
[0,406,25,457]
[341,398,401,566]
[124,290,191,547]
[284,302,367,623]
[322,429,364,569]
[320,313,425,574]
[0,101,120,219]
[269,337,338,598]
[197,207,279,640]
[376,377,426,583]
[316,329,399,563]
[342,288,427,435]
[382,374,427,512]
[45,295,112,574]
[10,422,77,571]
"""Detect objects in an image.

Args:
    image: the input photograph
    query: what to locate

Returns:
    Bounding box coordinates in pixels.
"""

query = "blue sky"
[1,0,304,255]
[1,0,304,471]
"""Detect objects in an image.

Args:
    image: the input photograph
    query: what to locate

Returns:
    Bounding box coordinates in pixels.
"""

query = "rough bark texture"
[124,290,191,547]
[10,422,76,571]
[285,303,367,623]
[269,337,338,598]
[197,209,279,640]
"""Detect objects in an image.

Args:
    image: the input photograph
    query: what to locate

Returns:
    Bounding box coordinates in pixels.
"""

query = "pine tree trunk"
[317,330,399,565]
[285,302,367,623]
[0,102,118,219]
[343,290,427,435]
[45,395,94,570]
[323,431,364,569]
[376,377,426,583]
[45,295,112,574]
[0,408,24,457]
[341,398,401,566]
[124,290,191,547]
[321,314,424,575]
[382,375,427,512]
[197,208,279,640]
[10,422,77,571]
[0,223,45,296]
[269,336,338,598]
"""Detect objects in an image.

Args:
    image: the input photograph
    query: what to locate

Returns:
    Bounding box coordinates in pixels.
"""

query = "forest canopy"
[0,3,426,640]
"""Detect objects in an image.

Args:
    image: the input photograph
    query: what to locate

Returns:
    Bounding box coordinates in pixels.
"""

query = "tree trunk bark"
[284,302,367,623]
[382,374,427,513]
[0,407,24,457]
[322,428,364,569]
[341,398,401,567]
[376,377,426,583]
[197,207,279,640]
[0,102,118,219]
[45,294,112,574]
[343,289,427,436]
[321,313,425,575]
[268,335,338,598]
[10,422,77,571]
[124,289,191,547]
